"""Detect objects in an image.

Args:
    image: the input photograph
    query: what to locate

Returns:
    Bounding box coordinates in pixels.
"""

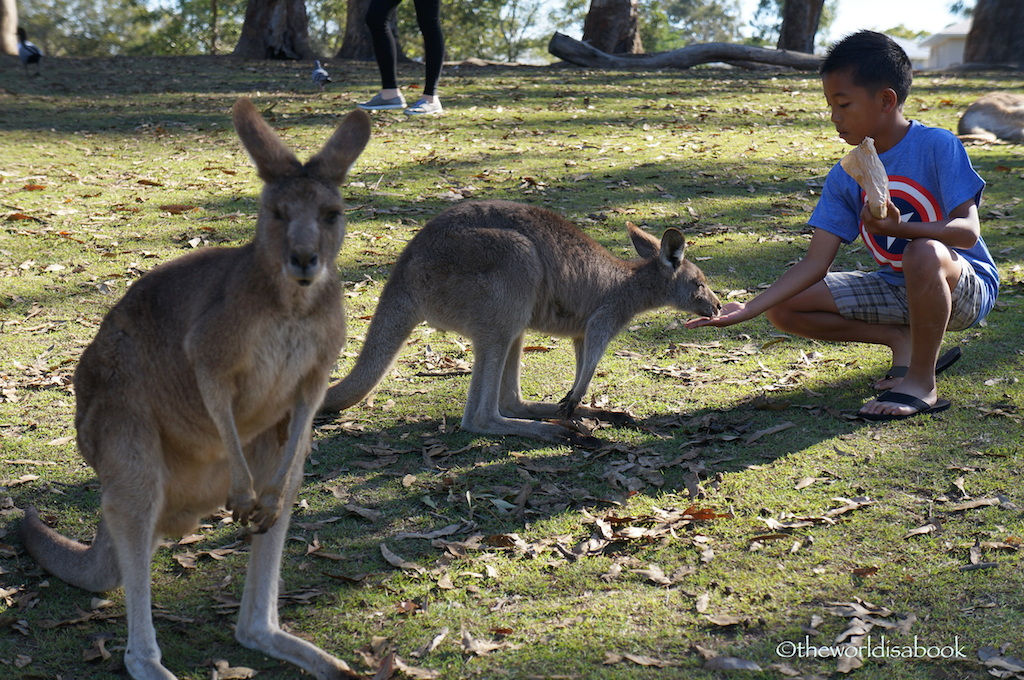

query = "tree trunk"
[582,0,643,54]
[233,0,314,60]
[336,0,407,62]
[963,0,1024,67]
[338,0,375,59]
[776,0,823,53]
[0,0,17,56]
[549,32,821,71]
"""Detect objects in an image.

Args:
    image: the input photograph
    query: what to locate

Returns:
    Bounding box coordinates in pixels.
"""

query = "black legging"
[365,0,444,97]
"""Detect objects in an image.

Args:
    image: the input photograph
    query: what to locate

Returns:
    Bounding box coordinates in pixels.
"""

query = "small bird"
[311,60,331,92]
[17,27,43,77]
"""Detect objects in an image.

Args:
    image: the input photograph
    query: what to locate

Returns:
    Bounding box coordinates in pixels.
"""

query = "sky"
[735,0,966,42]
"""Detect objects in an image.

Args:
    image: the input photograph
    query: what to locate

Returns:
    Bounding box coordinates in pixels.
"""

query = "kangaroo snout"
[288,248,320,285]
[703,291,723,318]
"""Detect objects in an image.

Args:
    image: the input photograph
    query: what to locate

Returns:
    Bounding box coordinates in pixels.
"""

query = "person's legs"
[765,278,909,349]
[411,0,444,99]
[859,239,964,417]
[364,0,404,100]
[766,247,964,417]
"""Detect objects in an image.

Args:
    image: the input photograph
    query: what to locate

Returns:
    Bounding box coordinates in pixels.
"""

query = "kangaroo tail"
[321,272,423,413]
[21,506,122,593]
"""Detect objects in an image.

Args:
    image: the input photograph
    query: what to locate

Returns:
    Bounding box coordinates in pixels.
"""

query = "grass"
[2,55,1023,679]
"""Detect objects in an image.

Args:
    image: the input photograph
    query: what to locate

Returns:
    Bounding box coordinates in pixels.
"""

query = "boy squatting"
[686,30,999,422]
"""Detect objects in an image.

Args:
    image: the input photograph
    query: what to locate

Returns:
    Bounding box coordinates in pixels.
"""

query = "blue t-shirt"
[809,120,999,323]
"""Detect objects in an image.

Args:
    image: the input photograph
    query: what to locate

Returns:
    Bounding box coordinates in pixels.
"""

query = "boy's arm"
[686,229,842,328]
[861,198,980,250]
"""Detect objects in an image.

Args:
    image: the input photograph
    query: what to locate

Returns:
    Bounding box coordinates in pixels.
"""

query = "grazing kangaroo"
[20,99,370,680]
[958,92,1024,142]
[320,200,721,445]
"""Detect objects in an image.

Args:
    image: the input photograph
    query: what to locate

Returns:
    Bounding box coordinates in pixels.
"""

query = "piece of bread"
[840,137,889,219]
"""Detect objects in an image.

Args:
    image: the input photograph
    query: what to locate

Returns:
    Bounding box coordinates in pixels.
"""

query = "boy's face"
[821,68,890,146]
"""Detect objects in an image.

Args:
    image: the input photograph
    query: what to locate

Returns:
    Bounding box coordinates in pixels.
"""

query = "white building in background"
[890,36,930,70]
[920,19,971,70]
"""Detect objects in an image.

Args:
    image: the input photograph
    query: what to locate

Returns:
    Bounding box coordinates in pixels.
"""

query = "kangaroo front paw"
[249,491,285,534]
[226,488,259,526]
[558,391,580,418]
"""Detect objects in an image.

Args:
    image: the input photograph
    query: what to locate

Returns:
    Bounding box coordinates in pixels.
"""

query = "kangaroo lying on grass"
[21,99,370,680]
[320,199,721,445]
[958,92,1024,142]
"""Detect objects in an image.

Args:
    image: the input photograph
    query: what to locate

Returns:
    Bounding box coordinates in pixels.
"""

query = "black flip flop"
[879,347,962,384]
[858,390,952,422]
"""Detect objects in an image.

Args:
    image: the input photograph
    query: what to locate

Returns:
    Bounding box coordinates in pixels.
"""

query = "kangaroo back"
[958,92,1024,142]
[321,199,720,449]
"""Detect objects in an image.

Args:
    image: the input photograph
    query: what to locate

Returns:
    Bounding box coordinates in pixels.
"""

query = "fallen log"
[548,32,821,71]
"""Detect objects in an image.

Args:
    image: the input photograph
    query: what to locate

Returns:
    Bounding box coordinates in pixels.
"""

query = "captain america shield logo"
[858,176,942,272]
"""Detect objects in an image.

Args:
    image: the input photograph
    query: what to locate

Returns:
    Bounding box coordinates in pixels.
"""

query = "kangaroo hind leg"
[235,428,362,679]
[463,332,584,444]
[99,440,174,680]
[497,332,564,420]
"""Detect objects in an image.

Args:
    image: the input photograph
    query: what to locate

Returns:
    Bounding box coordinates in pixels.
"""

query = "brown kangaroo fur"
[20,98,370,680]
[958,92,1024,142]
[320,199,721,445]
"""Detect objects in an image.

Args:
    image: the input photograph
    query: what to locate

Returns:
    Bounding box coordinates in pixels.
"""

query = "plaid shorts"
[824,262,983,332]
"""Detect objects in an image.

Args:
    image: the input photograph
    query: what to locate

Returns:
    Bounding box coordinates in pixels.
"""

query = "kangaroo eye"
[272,209,286,221]
[324,210,341,224]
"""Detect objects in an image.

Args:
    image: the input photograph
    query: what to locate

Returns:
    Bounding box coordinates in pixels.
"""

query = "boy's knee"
[764,305,788,330]
[901,238,946,270]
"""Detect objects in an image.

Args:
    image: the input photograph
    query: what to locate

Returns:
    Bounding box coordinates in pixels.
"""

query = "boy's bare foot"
[858,389,951,421]
[872,346,962,391]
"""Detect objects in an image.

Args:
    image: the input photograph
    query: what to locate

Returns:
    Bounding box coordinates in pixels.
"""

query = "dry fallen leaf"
[945,497,1001,512]
[460,627,521,656]
[210,659,258,679]
[411,627,449,659]
[706,614,745,627]
[745,421,796,444]
[604,652,673,667]
[380,544,426,574]
[978,646,1024,676]
[903,522,941,539]
[704,656,762,671]
[82,633,114,662]
[630,564,673,586]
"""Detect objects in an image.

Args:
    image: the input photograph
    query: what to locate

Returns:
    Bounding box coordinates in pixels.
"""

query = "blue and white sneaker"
[404,98,443,115]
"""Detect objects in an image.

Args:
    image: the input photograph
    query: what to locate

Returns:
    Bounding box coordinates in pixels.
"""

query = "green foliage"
[144,0,248,55]
[750,0,837,48]
[884,24,934,42]
[306,0,347,55]
[19,0,247,56]
[19,0,158,56]
[1,57,1022,680]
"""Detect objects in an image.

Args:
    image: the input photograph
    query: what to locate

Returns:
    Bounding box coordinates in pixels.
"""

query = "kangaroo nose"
[290,251,318,269]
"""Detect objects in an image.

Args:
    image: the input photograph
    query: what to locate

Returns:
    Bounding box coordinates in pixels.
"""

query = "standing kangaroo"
[320,199,721,445]
[20,99,370,680]
[958,92,1024,142]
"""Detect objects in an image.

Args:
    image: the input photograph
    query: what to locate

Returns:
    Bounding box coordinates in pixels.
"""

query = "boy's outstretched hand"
[685,301,751,328]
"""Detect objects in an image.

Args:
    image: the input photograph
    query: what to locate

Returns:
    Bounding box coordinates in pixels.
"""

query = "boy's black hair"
[820,30,913,105]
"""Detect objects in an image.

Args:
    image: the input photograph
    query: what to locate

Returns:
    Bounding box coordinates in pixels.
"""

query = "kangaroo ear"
[233,98,302,182]
[628,221,661,259]
[659,229,686,269]
[305,109,372,185]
